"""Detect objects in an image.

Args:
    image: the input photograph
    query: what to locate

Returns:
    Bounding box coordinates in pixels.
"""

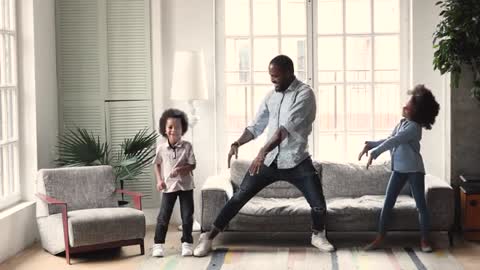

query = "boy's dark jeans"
[213,157,327,232]
[154,190,194,244]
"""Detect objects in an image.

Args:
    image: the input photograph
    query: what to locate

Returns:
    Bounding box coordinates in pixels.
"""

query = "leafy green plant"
[433,0,480,100]
[56,127,158,200]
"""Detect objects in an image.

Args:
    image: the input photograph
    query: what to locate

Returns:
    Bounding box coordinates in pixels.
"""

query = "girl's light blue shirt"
[367,118,425,173]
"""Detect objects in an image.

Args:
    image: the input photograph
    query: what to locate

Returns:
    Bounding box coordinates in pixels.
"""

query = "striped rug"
[140,247,463,270]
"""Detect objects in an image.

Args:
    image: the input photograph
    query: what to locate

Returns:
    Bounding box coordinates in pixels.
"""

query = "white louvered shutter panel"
[106,101,155,207]
[106,0,151,100]
[57,0,156,205]
[56,0,106,139]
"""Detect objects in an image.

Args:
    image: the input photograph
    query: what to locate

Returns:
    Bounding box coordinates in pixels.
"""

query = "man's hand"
[227,142,239,168]
[358,143,369,161]
[169,168,179,178]
[249,149,266,175]
[156,181,167,191]
[366,155,373,170]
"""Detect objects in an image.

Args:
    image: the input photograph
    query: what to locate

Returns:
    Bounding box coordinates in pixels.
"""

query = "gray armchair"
[36,166,146,264]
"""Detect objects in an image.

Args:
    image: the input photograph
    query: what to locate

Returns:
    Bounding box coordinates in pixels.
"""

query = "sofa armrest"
[200,174,233,231]
[36,193,71,260]
[115,189,143,210]
[424,174,455,230]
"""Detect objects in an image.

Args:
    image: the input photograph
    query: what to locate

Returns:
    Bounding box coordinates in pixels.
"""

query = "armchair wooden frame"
[36,189,145,265]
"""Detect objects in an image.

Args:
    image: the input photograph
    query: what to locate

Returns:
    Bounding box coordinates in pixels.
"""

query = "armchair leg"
[140,240,145,255]
[66,250,71,265]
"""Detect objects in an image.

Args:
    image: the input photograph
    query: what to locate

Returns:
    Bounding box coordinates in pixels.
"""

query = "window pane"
[253,0,278,35]
[253,38,278,71]
[0,35,5,85]
[281,38,307,81]
[346,84,372,130]
[346,134,368,162]
[318,0,342,34]
[0,90,4,141]
[225,0,249,35]
[253,72,271,84]
[374,0,399,33]
[7,89,13,139]
[374,36,399,81]
[10,35,15,84]
[346,37,371,82]
[318,37,343,83]
[317,84,344,130]
[374,84,400,130]
[252,86,271,116]
[226,86,249,132]
[0,0,4,30]
[346,0,371,33]
[281,0,306,35]
[8,0,14,31]
[225,39,250,71]
[317,133,344,161]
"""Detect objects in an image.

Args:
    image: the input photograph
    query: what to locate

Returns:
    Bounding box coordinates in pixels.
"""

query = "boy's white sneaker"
[311,231,335,252]
[193,233,213,257]
[152,243,164,257]
[181,242,194,256]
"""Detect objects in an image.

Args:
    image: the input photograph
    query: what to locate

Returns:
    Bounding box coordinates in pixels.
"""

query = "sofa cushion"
[229,159,322,198]
[321,161,410,199]
[231,195,420,232]
[326,195,417,231]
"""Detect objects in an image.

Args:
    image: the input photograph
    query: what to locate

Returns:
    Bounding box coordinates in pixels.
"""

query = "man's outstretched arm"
[228,128,255,168]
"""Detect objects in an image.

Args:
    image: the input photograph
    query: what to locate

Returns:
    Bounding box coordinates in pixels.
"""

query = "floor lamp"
[170,50,208,231]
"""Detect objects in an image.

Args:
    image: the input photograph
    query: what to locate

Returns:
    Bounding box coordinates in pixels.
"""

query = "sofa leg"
[140,240,145,255]
[448,230,454,247]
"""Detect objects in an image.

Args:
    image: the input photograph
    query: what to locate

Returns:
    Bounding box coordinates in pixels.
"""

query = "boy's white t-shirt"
[153,139,196,193]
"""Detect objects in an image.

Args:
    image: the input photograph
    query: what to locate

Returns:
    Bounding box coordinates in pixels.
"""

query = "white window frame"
[0,0,20,210]
[215,0,410,170]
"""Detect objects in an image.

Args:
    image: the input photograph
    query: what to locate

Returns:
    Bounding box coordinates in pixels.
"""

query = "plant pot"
[471,86,480,102]
[118,200,129,207]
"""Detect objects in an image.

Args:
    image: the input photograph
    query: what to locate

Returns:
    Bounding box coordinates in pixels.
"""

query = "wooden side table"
[460,175,480,240]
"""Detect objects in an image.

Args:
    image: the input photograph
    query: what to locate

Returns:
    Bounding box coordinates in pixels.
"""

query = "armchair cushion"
[37,166,117,217]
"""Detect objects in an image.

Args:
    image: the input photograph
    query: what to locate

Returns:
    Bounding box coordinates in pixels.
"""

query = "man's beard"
[274,85,285,92]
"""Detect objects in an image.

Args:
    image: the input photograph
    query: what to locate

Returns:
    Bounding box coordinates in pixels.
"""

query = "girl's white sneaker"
[152,243,164,257]
[181,242,194,256]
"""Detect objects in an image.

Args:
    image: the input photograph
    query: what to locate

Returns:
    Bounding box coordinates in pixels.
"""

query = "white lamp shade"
[170,50,208,101]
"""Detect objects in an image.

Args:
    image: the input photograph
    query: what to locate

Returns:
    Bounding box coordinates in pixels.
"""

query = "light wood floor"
[1,225,479,270]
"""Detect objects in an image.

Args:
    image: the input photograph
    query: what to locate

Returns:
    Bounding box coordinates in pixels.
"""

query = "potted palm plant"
[55,127,158,206]
[433,0,480,101]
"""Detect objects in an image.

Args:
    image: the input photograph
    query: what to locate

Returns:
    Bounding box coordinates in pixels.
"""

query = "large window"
[216,0,408,166]
[0,0,20,209]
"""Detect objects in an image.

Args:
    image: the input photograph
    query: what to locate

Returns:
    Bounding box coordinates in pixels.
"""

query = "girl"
[152,108,196,257]
[358,85,440,252]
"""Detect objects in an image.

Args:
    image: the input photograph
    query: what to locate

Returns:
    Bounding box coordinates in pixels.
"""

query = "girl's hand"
[366,155,373,170]
[358,143,369,161]
[156,181,167,191]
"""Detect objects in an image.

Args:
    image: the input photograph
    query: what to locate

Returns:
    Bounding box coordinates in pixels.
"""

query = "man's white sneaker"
[181,242,194,256]
[152,243,164,257]
[311,231,335,252]
[193,233,213,257]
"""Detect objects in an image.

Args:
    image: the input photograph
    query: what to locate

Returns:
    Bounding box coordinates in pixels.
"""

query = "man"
[194,55,334,257]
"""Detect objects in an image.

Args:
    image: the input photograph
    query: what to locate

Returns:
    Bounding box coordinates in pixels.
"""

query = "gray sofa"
[200,160,454,242]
